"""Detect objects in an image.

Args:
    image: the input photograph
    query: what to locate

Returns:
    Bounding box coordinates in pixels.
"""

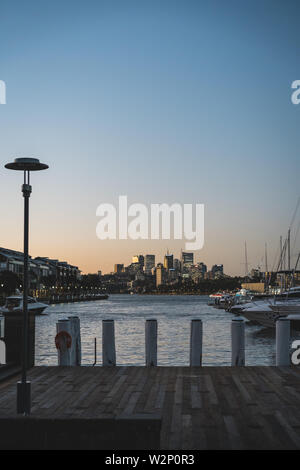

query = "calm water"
[35,294,277,366]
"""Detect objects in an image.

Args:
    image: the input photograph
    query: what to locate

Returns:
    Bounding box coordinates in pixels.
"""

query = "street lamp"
[5,157,48,415]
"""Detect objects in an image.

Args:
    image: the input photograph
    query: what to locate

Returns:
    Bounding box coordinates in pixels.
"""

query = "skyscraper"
[181,252,194,266]
[211,264,224,278]
[164,254,173,271]
[132,255,144,269]
[156,263,165,287]
[173,258,181,272]
[145,254,155,274]
[114,264,124,274]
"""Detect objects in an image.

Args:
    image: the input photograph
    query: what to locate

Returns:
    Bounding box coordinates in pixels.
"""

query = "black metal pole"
[17,170,31,415]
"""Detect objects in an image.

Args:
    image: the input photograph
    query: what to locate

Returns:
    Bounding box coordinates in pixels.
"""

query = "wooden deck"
[1,366,300,449]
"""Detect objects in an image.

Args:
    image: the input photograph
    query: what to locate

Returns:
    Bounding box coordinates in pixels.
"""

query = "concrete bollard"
[56,319,72,366]
[231,317,245,366]
[145,319,157,366]
[276,318,290,366]
[190,319,203,366]
[102,320,116,366]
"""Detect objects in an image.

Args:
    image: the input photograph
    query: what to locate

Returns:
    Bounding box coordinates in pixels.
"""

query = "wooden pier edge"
[0,414,161,450]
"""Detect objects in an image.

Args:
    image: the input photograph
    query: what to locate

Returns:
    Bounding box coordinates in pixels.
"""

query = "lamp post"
[5,157,48,415]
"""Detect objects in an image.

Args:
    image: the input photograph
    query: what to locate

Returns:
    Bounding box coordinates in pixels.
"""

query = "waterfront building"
[0,247,31,276]
[0,247,52,288]
[0,247,81,289]
[35,257,81,286]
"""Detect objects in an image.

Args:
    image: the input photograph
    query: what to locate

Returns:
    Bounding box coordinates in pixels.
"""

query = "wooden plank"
[0,366,300,449]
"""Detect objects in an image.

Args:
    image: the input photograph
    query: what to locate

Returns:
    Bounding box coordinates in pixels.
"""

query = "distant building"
[132,255,144,269]
[126,262,142,275]
[211,264,224,278]
[241,282,265,293]
[168,268,178,281]
[156,263,166,287]
[145,254,155,274]
[197,262,207,275]
[34,257,81,286]
[135,271,145,281]
[250,268,262,280]
[114,264,124,274]
[181,252,194,266]
[164,254,173,271]
[173,258,181,272]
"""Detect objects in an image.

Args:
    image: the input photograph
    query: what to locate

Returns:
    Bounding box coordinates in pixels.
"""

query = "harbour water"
[35,294,277,366]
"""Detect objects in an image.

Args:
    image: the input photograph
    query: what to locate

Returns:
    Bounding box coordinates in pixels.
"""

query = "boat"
[0,295,48,315]
[208,293,233,308]
[240,298,300,328]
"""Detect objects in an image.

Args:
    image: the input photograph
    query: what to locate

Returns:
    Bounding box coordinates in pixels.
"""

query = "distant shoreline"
[119,292,212,296]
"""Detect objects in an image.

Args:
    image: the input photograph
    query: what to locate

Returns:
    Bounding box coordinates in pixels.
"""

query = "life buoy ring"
[55,330,72,350]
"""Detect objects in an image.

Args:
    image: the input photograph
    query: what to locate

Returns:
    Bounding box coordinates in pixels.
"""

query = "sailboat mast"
[279,236,282,270]
[265,242,268,273]
[245,241,248,277]
[288,228,291,271]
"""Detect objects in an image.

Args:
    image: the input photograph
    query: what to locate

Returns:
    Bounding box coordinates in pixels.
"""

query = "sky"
[0,0,299,275]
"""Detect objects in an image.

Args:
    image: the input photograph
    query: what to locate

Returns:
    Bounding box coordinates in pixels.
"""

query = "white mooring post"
[68,316,82,366]
[68,316,76,365]
[190,319,203,366]
[102,319,116,366]
[73,316,81,365]
[231,317,245,366]
[56,319,72,366]
[145,319,157,366]
[276,318,290,366]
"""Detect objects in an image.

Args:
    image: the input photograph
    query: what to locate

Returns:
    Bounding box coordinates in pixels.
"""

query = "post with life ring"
[55,319,72,366]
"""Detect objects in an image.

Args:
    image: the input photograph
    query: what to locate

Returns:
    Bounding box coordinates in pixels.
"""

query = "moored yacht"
[0,295,48,315]
[241,298,300,328]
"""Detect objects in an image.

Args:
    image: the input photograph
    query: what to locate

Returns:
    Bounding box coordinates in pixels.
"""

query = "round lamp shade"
[5,158,48,171]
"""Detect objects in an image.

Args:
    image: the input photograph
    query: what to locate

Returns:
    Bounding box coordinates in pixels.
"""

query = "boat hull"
[0,305,48,316]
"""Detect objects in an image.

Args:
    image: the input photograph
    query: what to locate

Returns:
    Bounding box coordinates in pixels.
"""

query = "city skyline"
[0,0,299,276]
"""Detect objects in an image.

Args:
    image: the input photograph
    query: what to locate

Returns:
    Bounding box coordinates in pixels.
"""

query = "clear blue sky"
[0,0,299,274]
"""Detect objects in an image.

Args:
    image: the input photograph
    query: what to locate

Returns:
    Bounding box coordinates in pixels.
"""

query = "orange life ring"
[55,330,72,350]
